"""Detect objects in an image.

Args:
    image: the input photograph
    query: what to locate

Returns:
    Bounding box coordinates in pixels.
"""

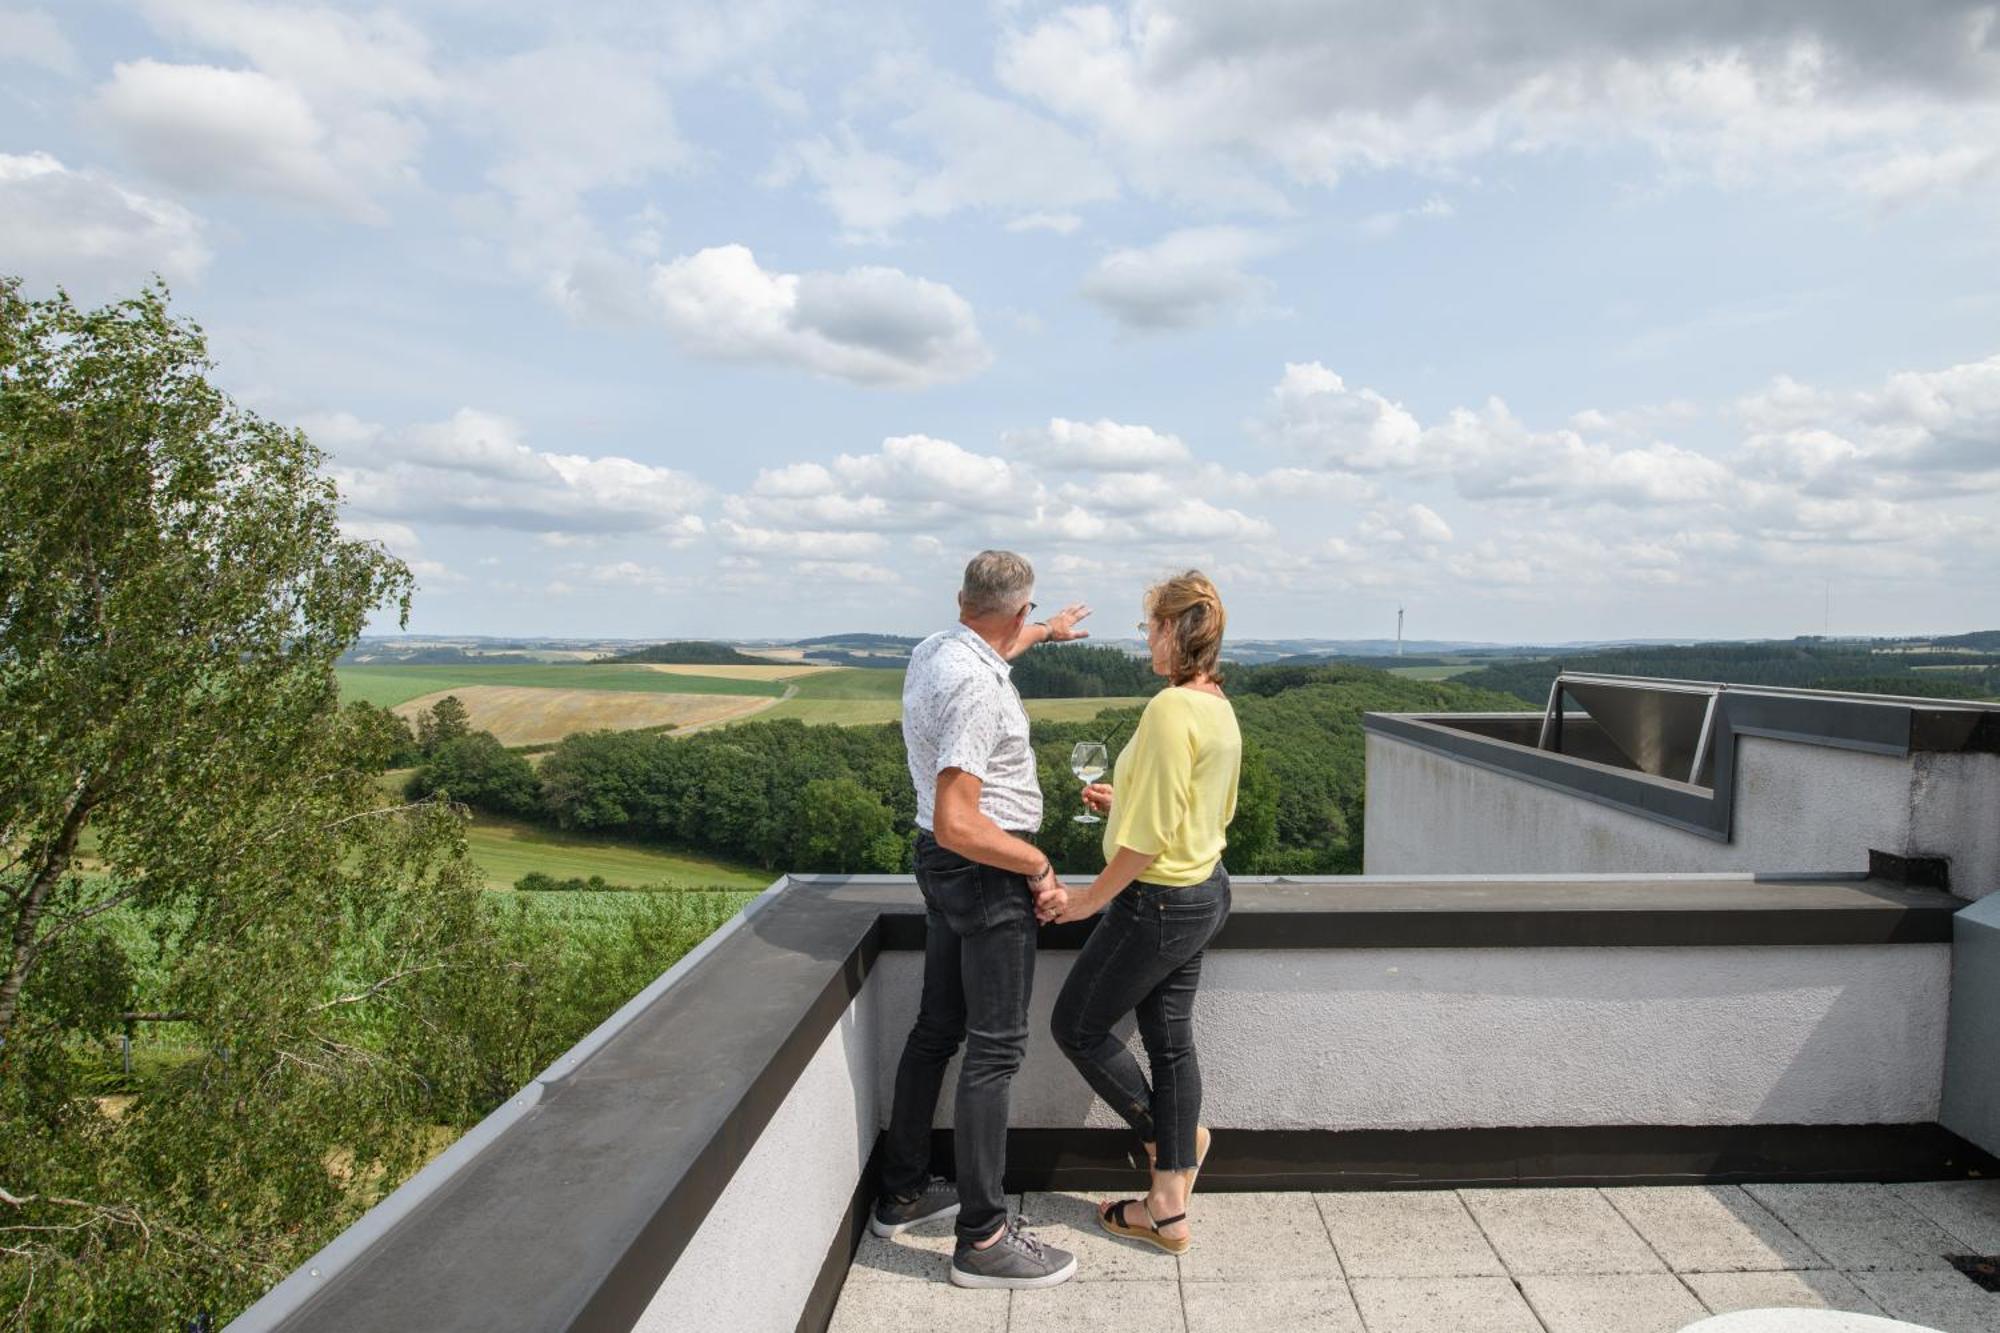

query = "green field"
[336,664,785,708]
[758,666,904,724]
[460,815,771,891]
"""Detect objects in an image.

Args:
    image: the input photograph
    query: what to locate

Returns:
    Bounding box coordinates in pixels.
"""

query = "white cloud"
[999,1,2000,208]
[785,58,1114,235]
[0,7,78,75]
[646,245,991,387]
[0,152,210,288]
[716,521,887,559]
[1080,226,1277,331]
[1255,362,1425,470]
[1004,418,1192,471]
[322,408,710,537]
[95,60,395,220]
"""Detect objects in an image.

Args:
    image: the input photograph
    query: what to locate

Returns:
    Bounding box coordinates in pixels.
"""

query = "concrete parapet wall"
[1363,730,1997,897]
[1942,894,2000,1159]
[636,984,880,1332]
[871,944,1949,1133]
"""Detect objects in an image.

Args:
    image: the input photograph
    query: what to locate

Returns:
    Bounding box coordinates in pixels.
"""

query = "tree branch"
[25,882,148,962]
[313,961,452,1011]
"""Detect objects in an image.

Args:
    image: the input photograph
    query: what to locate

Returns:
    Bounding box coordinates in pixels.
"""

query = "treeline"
[600,641,770,665]
[403,667,1529,877]
[1459,642,2000,704]
[1010,643,1164,698]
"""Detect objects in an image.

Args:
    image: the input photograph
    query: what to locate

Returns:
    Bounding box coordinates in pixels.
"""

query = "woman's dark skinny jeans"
[1050,864,1230,1173]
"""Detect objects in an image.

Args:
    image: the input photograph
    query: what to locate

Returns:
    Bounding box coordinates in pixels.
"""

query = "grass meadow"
[335,663,785,709]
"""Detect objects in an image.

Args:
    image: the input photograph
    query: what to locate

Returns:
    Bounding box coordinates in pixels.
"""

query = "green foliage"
[600,641,769,665]
[1457,640,2000,704]
[416,694,472,752]
[406,731,540,816]
[790,777,904,872]
[1010,643,1164,699]
[0,281,754,1329]
[344,700,422,769]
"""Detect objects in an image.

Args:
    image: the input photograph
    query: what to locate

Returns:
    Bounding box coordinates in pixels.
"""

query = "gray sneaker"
[949,1216,1077,1289]
[870,1177,960,1237]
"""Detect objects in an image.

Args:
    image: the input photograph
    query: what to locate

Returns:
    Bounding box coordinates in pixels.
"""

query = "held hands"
[1052,885,1104,925]
[1080,782,1113,816]
[1032,879,1069,924]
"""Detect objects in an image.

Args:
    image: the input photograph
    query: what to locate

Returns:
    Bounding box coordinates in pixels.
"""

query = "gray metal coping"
[230,870,1965,1333]
[1365,683,2000,844]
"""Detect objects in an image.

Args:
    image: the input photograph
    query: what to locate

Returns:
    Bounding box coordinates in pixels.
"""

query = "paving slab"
[1009,1277,1186,1331]
[1518,1273,1709,1333]
[1315,1190,1506,1278]
[1604,1185,1825,1273]
[1182,1279,1364,1333]
[1459,1187,1667,1275]
[1347,1276,1545,1333]
[827,1277,1009,1332]
[1175,1190,1345,1284]
[1683,1270,1883,1317]
[1849,1268,2000,1333]
[1743,1185,1962,1272]
[848,1194,1023,1284]
[1020,1190,1185,1282]
[1890,1180,2000,1254]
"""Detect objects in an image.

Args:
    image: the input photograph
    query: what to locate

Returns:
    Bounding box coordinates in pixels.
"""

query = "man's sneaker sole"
[947,1252,1078,1289]
[868,1200,959,1238]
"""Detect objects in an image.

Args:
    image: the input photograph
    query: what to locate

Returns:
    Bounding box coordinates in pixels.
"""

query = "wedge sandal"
[1098,1198,1190,1255]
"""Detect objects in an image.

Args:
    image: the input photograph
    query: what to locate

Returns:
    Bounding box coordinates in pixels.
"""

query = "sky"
[4,0,1999,643]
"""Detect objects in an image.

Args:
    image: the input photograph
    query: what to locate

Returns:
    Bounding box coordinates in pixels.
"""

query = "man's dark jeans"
[1050,864,1230,1172]
[880,831,1038,1242]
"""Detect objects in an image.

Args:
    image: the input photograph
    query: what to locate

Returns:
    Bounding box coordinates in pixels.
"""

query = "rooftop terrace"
[227,677,2000,1333]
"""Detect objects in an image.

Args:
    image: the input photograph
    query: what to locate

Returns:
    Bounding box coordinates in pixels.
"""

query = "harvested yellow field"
[741,647,810,662]
[640,663,837,681]
[393,686,777,745]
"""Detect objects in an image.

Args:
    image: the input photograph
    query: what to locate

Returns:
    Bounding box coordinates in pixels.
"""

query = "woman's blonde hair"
[1145,570,1226,686]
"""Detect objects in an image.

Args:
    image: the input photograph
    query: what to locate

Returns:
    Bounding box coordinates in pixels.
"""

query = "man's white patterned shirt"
[903,625,1043,833]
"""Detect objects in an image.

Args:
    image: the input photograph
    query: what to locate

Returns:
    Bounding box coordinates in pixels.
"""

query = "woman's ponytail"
[1145,571,1226,686]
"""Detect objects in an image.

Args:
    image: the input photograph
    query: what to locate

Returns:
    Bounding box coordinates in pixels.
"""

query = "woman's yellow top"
[1102,686,1242,886]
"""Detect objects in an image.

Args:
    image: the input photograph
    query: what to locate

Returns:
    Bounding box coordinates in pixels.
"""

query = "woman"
[1050,571,1240,1255]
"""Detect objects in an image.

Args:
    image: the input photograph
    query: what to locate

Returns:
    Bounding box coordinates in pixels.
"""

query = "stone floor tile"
[1315,1190,1506,1278]
[1009,1278,1186,1332]
[1347,1276,1544,1333]
[1020,1191,1186,1282]
[848,1194,1023,1284]
[827,1276,1009,1332]
[1182,1279,1364,1333]
[1850,1268,2000,1333]
[1458,1187,1667,1275]
[1742,1184,1961,1272]
[1683,1270,1884,1317]
[1518,1274,1708,1333]
[1891,1180,2000,1254]
[1603,1185,1825,1272]
[1175,1190,1345,1284]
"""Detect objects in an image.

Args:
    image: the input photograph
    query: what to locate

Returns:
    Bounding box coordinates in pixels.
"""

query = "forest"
[1457,640,2000,704]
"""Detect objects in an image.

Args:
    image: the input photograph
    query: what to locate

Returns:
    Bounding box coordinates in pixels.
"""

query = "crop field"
[391,685,778,745]
[336,663,784,709]
[638,663,838,681]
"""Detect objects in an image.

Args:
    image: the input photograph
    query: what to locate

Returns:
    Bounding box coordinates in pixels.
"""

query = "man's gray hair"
[959,549,1035,618]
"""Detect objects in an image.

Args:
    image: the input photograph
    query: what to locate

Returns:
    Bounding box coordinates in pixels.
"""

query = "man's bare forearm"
[934,806,1047,877]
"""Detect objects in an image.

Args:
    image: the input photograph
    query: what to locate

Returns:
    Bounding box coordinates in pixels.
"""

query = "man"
[870,550,1090,1289]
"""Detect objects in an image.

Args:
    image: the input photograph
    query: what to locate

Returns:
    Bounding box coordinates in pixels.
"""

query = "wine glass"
[1070,741,1108,824]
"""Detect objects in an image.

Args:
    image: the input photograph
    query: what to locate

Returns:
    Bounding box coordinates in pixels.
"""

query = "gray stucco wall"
[1942,893,2000,1159]
[871,945,1949,1132]
[1363,731,1998,897]
[635,978,881,1332]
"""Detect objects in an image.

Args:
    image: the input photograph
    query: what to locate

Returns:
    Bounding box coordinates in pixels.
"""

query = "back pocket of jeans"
[923,861,986,936]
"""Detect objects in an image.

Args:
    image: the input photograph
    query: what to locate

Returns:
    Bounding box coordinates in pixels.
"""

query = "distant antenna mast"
[1396,606,1405,657]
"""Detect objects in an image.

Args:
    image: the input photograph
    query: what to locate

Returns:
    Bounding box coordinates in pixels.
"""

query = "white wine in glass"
[1070,741,1108,824]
